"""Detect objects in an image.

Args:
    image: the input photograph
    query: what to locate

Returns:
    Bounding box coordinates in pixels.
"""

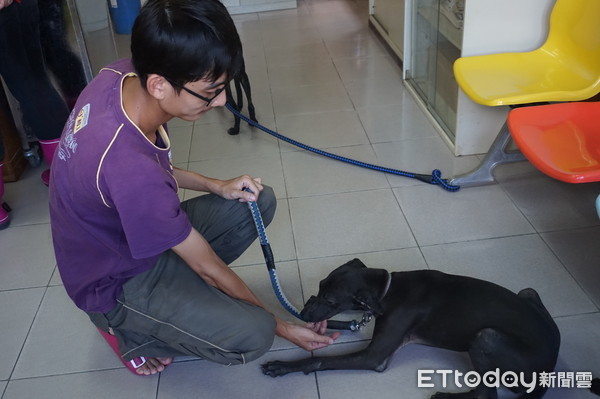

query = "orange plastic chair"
[454,0,600,106]
[449,0,600,187]
[507,102,600,183]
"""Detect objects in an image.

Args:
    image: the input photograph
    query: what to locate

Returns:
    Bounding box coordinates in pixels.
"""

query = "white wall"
[462,0,555,57]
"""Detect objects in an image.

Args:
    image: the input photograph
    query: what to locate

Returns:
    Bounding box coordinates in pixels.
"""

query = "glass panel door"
[408,0,464,141]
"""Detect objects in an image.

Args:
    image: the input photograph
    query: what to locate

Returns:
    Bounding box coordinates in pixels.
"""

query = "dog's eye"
[323,296,337,306]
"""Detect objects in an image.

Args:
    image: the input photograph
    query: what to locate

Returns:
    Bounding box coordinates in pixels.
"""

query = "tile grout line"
[4,285,49,387]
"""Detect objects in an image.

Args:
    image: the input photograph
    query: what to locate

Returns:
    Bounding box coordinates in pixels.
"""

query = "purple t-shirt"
[49,59,192,313]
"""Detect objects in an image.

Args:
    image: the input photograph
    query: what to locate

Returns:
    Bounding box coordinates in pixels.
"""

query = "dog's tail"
[591,378,600,396]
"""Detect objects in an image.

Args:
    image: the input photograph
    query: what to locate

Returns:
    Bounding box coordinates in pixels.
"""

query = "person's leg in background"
[37,138,61,185]
[0,0,69,186]
[0,137,9,230]
[38,0,87,110]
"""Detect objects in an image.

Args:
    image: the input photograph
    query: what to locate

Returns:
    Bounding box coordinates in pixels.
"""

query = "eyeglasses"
[166,78,228,107]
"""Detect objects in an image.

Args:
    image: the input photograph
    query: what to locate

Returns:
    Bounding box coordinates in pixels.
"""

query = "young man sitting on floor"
[49,0,339,376]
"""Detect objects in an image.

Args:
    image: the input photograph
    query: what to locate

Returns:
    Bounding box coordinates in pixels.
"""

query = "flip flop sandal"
[97,328,148,375]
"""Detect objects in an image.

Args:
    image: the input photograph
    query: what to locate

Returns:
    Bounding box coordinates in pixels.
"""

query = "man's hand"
[277,320,341,351]
[306,320,329,335]
[217,175,263,202]
[172,168,264,202]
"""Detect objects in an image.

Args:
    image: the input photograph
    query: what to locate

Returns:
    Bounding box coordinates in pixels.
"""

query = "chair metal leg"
[449,122,526,187]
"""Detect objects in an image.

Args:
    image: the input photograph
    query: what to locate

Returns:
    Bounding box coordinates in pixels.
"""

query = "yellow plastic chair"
[450,0,600,187]
[454,0,600,106]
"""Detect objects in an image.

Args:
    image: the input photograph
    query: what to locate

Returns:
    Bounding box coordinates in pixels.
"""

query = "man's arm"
[172,167,260,202]
[172,228,263,306]
[172,228,340,351]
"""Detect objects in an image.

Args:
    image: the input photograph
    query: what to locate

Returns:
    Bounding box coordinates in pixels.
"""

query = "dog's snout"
[300,296,321,321]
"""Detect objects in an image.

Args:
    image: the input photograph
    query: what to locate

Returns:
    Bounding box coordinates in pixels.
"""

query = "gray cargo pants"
[89,186,277,366]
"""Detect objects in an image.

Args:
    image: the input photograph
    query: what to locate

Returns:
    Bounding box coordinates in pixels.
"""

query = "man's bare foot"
[135,357,173,375]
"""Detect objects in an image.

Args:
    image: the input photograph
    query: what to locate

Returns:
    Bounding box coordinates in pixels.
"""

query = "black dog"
[262,258,564,399]
[225,59,257,135]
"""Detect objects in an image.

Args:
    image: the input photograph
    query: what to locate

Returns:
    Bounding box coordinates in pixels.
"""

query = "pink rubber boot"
[0,163,11,230]
[39,139,60,186]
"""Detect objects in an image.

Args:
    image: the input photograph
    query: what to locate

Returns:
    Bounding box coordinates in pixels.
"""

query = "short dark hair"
[131,0,243,91]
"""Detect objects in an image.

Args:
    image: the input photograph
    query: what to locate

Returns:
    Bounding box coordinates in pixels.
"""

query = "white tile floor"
[1,0,600,398]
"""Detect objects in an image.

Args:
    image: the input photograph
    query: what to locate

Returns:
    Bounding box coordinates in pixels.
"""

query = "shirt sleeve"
[101,155,192,259]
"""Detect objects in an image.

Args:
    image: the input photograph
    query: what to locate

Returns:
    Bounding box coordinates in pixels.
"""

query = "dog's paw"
[430,390,480,399]
[430,392,455,399]
[261,361,294,377]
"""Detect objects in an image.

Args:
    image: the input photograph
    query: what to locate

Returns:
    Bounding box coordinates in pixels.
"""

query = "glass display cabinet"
[409,0,464,142]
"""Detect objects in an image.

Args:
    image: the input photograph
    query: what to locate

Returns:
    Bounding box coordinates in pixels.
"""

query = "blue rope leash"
[244,193,303,319]
[233,101,460,328]
[244,188,366,331]
[226,103,460,192]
